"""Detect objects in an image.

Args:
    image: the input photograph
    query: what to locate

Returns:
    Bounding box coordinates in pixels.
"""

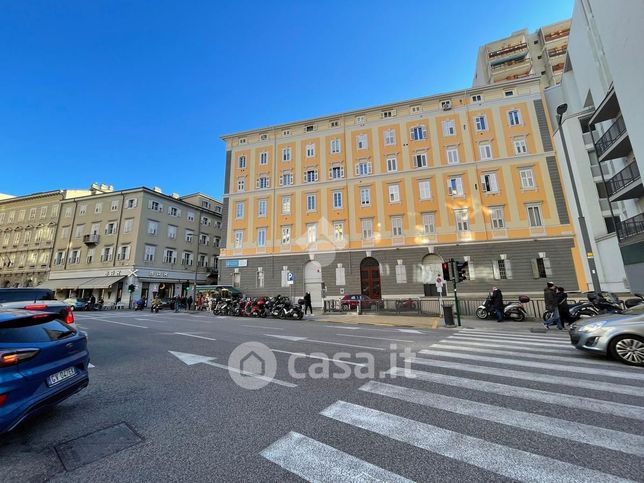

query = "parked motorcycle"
[542,301,598,322]
[542,291,623,321]
[476,295,529,321]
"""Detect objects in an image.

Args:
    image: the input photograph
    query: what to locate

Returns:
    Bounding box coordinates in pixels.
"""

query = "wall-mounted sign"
[105,270,122,277]
[225,259,248,268]
[148,271,169,278]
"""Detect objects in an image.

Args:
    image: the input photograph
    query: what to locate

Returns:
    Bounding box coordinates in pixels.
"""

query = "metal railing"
[607,161,640,197]
[487,42,527,59]
[595,116,627,158]
[617,213,644,240]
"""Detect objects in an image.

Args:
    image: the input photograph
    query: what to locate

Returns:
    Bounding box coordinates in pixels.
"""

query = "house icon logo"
[228,342,277,390]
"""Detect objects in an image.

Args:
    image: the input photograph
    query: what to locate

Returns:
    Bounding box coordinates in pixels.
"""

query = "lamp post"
[556,104,602,293]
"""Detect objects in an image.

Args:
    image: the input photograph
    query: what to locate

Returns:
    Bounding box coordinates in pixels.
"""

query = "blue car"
[0,309,89,434]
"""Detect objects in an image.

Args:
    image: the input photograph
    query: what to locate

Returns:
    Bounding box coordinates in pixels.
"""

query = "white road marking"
[84,318,148,329]
[388,367,644,420]
[462,329,568,340]
[397,329,423,334]
[446,335,569,348]
[436,339,573,354]
[306,339,386,351]
[321,401,635,482]
[337,334,414,343]
[264,334,308,342]
[360,381,644,457]
[327,326,361,330]
[407,357,643,397]
[261,431,412,483]
[168,351,217,365]
[452,333,570,345]
[88,363,95,368]
[241,325,284,330]
[174,332,217,341]
[417,350,644,381]
[271,349,367,367]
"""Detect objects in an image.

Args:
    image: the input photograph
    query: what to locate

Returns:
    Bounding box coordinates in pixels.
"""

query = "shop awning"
[79,276,125,289]
[38,278,93,290]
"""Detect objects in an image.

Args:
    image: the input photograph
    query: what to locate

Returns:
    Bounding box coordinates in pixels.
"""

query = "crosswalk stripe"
[406,357,643,397]
[424,344,636,369]
[417,350,644,381]
[460,329,568,341]
[451,333,570,345]
[446,335,571,348]
[260,431,412,483]
[387,367,644,420]
[321,401,632,483]
[360,381,644,457]
[435,339,573,354]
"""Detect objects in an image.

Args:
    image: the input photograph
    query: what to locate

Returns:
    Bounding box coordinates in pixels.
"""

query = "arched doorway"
[360,257,381,299]
[304,260,323,308]
[422,254,445,296]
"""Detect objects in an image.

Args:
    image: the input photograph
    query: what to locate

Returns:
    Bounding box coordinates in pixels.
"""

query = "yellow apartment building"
[219,77,585,306]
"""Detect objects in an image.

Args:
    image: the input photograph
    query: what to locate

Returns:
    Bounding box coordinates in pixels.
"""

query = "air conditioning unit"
[441,100,452,111]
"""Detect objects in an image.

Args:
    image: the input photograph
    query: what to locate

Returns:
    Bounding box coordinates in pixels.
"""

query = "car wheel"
[475,308,488,320]
[341,304,348,311]
[609,335,644,366]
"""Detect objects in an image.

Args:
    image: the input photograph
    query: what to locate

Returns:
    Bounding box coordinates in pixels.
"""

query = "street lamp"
[556,104,602,293]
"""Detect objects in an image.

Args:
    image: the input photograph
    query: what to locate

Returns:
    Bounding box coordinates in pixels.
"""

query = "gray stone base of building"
[219,238,579,300]
[0,271,48,288]
[621,238,644,293]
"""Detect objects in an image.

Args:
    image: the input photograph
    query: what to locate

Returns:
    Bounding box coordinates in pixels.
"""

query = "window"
[454,209,469,232]
[410,125,427,141]
[256,269,265,288]
[413,153,428,168]
[280,147,291,162]
[201,215,210,226]
[187,211,195,222]
[442,120,456,136]
[238,138,246,145]
[527,204,543,227]
[281,196,291,215]
[479,143,492,160]
[355,161,372,176]
[147,221,158,235]
[167,225,177,239]
[306,223,317,243]
[281,226,291,245]
[257,175,270,189]
[51,205,58,218]
[69,249,81,265]
[63,207,72,218]
[493,259,513,280]
[332,190,343,209]
[357,134,368,150]
[471,94,482,102]
[395,263,407,284]
[513,138,528,154]
[355,115,365,125]
[475,115,487,131]
[411,105,421,113]
[330,120,339,128]
[331,138,341,154]
[90,223,100,235]
[258,199,267,217]
[126,198,137,209]
[15,210,24,222]
[259,151,268,165]
[446,147,459,165]
[0,213,4,224]
[118,245,131,261]
[386,156,397,172]
[148,200,162,212]
[448,177,464,196]
[185,230,193,243]
[360,187,371,206]
[182,252,193,266]
[504,90,514,97]
[74,224,85,239]
[40,206,47,218]
[111,200,119,211]
[481,172,499,193]
[282,129,290,136]
[101,246,113,262]
[382,110,394,118]
[329,165,344,179]
[519,168,536,189]
[235,202,244,219]
[23,230,31,244]
[418,180,431,200]
[532,257,552,278]
[168,206,180,217]
[280,171,293,186]
[60,226,70,239]
[86,248,94,264]
[304,169,318,183]
[214,237,221,247]
[490,206,505,229]
[257,228,266,247]
[384,129,396,146]
[13,232,20,245]
[391,216,403,236]
[29,208,36,220]
[388,184,400,203]
[333,222,344,241]
[421,212,435,235]
[306,144,315,158]
[164,249,176,264]
[508,109,522,126]
[306,193,317,212]
[95,203,103,214]
[361,219,373,240]
[305,124,315,132]
[234,230,243,248]
[119,219,131,234]
[238,155,246,168]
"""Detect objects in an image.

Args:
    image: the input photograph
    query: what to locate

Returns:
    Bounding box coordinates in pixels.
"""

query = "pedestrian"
[187,295,193,310]
[174,295,180,312]
[543,282,559,329]
[304,292,313,315]
[89,294,96,310]
[554,286,570,330]
[491,286,504,322]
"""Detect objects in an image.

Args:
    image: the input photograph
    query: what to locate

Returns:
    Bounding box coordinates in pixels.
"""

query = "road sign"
[287,271,295,285]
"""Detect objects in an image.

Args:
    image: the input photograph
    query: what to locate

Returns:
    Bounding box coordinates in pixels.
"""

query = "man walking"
[491,286,504,322]
[544,282,559,329]
[303,292,313,315]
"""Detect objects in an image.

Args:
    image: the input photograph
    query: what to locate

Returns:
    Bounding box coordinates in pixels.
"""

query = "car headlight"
[578,321,607,332]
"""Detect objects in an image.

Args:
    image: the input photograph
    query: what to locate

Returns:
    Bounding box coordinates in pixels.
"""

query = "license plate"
[47,367,77,386]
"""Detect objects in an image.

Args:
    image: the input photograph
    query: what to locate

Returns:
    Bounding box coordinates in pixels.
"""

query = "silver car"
[569,303,644,366]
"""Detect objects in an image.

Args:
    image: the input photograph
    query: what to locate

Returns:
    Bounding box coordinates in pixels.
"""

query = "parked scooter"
[134,299,145,311]
[476,295,529,321]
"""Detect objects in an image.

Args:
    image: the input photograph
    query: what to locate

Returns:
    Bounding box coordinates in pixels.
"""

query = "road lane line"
[327,326,361,330]
[174,332,218,341]
[337,334,414,343]
[417,350,644,381]
[271,349,367,367]
[388,367,644,420]
[241,325,285,330]
[322,401,632,483]
[305,339,386,351]
[261,431,412,483]
[83,318,148,329]
[360,381,644,457]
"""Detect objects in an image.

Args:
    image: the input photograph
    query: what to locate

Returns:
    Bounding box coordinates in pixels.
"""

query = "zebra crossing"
[260,329,644,482]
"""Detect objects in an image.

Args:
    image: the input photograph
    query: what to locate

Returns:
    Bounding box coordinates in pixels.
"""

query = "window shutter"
[279,175,284,186]
[355,164,360,176]
[447,179,453,195]
[340,167,344,178]
[491,174,498,192]
[147,200,153,209]
[505,260,513,279]
[367,162,372,174]
[544,257,553,277]
[422,127,427,139]
[468,262,476,280]
[177,209,181,217]
[531,259,540,278]
[480,174,487,192]
[457,177,464,195]
[315,170,319,182]
[328,168,333,179]
[410,128,414,140]
[492,261,501,280]
[158,203,163,211]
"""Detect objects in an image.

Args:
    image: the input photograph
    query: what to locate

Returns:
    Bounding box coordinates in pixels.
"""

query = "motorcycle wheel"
[542,310,552,321]
[260,310,267,318]
[510,311,525,322]
[475,308,488,320]
[297,311,303,320]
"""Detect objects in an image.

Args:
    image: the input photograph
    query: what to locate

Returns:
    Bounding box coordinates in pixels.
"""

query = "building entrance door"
[304,260,323,308]
[360,257,381,299]
[422,254,445,296]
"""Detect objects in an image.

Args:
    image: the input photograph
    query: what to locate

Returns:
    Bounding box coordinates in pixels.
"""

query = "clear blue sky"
[0,0,573,200]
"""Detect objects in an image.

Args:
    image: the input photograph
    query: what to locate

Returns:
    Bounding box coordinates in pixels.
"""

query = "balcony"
[547,46,567,58]
[544,29,570,43]
[83,234,100,245]
[487,42,528,59]
[617,213,644,241]
[589,87,620,125]
[595,116,631,161]
[607,161,643,202]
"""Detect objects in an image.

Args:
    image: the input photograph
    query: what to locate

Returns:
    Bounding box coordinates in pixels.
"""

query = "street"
[1,310,643,482]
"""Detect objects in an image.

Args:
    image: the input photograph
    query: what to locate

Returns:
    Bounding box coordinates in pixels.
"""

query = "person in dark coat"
[491,286,504,322]
[544,281,558,323]
[187,295,193,310]
[303,292,313,315]
[555,286,570,330]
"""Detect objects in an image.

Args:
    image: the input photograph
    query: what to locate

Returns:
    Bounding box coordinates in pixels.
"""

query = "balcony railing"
[544,29,570,42]
[547,47,567,58]
[83,233,100,244]
[607,161,641,197]
[491,57,529,72]
[488,42,527,59]
[617,213,644,240]
[595,116,628,158]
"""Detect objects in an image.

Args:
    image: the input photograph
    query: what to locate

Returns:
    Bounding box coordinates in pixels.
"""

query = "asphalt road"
[1,310,643,482]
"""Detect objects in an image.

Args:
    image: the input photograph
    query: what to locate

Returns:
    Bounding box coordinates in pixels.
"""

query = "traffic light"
[441,262,451,281]
[456,261,469,283]
[128,284,136,293]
